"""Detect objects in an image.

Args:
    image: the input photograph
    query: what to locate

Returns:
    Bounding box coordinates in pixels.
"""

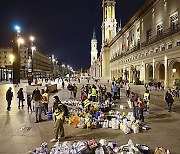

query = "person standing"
[165,89,174,112]
[17,88,24,109]
[91,84,97,102]
[73,83,77,99]
[62,80,65,89]
[125,84,130,97]
[143,90,150,114]
[130,92,139,119]
[6,87,13,111]
[27,94,32,112]
[67,83,73,99]
[41,89,49,115]
[33,89,42,123]
[138,97,145,122]
[112,84,118,100]
[50,96,65,142]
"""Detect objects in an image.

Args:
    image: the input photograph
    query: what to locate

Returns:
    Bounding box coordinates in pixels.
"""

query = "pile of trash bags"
[60,99,149,135]
[27,142,48,154]
[50,139,151,154]
[27,139,171,154]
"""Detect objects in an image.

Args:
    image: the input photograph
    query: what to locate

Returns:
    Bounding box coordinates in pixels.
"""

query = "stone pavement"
[0,80,180,153]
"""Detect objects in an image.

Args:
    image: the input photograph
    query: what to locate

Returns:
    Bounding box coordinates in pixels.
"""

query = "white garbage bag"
[127,99,133,109]
[99,139,107,146]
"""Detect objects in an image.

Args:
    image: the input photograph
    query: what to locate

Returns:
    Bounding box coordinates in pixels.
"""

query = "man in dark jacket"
[6,87,13,111]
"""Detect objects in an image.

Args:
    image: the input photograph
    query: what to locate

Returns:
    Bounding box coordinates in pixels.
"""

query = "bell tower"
[91,28,98,65]
[102,0,117,45]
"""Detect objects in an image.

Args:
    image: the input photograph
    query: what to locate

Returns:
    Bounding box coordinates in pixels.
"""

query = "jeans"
[18,99,24,108]
[7,100,11,111]
[167,102,173,111]
[35,107,42,122]
[133,106,139,119]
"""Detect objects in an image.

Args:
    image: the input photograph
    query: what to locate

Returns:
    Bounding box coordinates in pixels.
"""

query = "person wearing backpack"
[50,96,65,142]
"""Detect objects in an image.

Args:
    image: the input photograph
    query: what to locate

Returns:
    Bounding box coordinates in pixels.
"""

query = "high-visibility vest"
[84,99,91,107]
[144,93,150,102]
[91,88,96,96]
[54,104,64,120]
[42,93,49,104]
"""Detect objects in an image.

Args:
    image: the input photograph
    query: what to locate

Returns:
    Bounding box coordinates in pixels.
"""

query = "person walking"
[17,88,24,109]
[165,89,174,112]
[33,89,42,123]
[6,87,13,111]
[125,84,130,97]
[50,96,65,142]
[27,94,32,112]
[73,83,77,99]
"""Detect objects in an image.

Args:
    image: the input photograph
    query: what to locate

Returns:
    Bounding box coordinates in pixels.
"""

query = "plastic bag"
[99,139,107,146]
[127,100,133,109]
[95,146,105,154]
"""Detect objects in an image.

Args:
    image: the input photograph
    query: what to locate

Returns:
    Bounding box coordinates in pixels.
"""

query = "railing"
[110,24,180,63]
[141,24,180,47]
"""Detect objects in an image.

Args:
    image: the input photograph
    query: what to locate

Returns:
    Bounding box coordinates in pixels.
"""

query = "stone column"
[153,58,155,79]
[164,55,168,88]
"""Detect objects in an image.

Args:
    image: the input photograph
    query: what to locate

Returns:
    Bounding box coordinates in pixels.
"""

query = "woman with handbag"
[17,88,24,109]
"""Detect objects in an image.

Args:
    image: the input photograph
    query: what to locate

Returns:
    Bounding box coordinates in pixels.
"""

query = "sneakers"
[50,138,58,142]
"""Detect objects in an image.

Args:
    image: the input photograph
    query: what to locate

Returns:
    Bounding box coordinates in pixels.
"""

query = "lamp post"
[13,25,23,84]
[172,68,176,77]
[28,35,35,85]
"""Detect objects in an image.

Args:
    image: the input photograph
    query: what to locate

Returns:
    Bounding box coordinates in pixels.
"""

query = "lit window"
[177,41,180,46]
[170,12,178,31]
[157,22,163,36]
[168,44,172,49]
[146,29,151,42]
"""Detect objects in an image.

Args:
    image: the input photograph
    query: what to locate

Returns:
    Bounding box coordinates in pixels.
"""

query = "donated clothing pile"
[50,139,150,154]
[101,111,149,134]
[27,142,48,154]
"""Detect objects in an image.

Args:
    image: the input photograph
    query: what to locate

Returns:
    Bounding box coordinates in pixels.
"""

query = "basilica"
[89,0,180,88]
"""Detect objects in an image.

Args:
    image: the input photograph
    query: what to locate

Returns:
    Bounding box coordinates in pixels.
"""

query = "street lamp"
[172,68,176,77]
[28,35,36,85]
[13,25,21,84]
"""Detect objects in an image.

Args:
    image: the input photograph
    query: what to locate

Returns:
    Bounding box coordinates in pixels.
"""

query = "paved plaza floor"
[0,80,180,153]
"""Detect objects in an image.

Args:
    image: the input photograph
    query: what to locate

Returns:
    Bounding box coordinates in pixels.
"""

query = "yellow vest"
[144,93,150,101]
[42,93,49,104]
[84,99,91,107]
[54,104,64,120]
[91,88,96,96]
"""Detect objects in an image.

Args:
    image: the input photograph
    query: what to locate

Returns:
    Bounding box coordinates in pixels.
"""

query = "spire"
[92,28,96,40]
[118,19,122,31]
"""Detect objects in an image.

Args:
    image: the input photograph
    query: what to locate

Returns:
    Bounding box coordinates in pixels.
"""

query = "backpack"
[62,104,69,117]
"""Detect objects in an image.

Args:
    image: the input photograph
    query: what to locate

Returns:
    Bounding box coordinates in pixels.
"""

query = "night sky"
[0,0,145,70]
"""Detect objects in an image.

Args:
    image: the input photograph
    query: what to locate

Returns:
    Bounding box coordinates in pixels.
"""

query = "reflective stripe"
[84,99,91,107]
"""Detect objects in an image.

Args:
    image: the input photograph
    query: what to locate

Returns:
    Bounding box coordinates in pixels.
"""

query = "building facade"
[90,0,180,88]
[0,47,51,81]
[109,0,180,88]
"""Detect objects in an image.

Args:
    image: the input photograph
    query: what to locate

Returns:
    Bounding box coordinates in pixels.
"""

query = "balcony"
[141,24,180,47]
[110,24,180,63]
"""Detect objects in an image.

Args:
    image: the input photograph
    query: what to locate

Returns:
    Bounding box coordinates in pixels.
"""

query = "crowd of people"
[5,77,179,143]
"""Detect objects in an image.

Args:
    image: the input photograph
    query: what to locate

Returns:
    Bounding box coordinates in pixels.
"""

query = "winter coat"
[6,90,13,101]
[165,92,174,104]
